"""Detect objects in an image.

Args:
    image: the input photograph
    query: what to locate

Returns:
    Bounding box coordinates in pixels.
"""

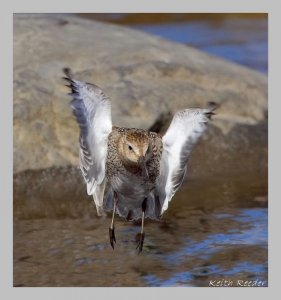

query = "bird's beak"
[139,156,149,178]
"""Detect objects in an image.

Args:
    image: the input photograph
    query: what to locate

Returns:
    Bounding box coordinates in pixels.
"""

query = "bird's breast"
[108,171,153,200]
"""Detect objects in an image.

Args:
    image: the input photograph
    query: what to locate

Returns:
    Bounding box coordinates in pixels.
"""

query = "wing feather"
[156,102,218,215]
[63,68,112,215]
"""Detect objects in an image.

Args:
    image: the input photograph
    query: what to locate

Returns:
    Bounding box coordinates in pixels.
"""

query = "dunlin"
[63,68,217,253]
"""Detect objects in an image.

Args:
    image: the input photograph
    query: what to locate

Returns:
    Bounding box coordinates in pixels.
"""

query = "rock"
[14,14,267,179]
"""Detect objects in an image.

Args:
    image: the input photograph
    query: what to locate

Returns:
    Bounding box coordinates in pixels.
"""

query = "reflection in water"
[144,208,267,287]
[14,14,268,286]
[13,167,267,287]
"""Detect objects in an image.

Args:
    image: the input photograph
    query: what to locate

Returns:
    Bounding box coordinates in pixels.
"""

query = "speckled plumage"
[106,127,162,183]
[104,127,163,220]
[63,67,217,252]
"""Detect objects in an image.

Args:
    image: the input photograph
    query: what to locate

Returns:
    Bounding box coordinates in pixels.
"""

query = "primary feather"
[155,102,217,215]
[63,68,112,215]
[63,68,217,219]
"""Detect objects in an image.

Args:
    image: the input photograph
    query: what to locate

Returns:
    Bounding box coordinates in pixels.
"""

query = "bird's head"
[119,131,152,175]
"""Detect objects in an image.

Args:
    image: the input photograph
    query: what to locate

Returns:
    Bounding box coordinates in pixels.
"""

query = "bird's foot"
[136,232,145,254]
[109,226,116,249]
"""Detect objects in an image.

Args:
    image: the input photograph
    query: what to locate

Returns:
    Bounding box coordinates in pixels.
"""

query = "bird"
[63,68,218,253]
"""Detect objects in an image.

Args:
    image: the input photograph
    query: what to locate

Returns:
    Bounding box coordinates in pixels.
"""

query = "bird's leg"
[136,198,147,254]
[109,192,117,249]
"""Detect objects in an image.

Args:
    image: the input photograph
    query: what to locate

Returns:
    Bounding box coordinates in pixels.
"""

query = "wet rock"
[14,14,267,178]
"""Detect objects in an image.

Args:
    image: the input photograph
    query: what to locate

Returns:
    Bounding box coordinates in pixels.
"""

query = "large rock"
[14,14,267,179]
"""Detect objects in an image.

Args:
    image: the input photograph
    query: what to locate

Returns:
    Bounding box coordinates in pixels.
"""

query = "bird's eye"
[128,145,133,151]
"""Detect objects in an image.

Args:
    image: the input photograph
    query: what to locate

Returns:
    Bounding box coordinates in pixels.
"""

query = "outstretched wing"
[155,102,218,215]
[63,68,112,215]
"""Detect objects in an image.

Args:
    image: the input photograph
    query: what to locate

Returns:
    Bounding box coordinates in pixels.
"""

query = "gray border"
[2,0,277,299]
[1,4,13,294]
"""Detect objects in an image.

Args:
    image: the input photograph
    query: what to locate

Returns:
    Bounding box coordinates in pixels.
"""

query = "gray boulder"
[14,13,267,181]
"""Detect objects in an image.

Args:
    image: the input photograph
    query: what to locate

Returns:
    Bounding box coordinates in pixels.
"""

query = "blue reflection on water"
[144,272,193,287]
[166,208,267,264]
[144,262,267,287]
[223,262,266,276]
[144,208,268,286]
[132,19,267,73]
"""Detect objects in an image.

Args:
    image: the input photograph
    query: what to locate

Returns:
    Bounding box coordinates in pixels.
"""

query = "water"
[132,18,267,73]
[13,204,268,287]
[80,13,267,73]
[13,167,267,287]
[143,208,267,287]
[13,14,268,287]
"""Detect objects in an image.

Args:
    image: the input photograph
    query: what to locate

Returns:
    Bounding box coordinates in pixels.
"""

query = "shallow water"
[14,14,268,287]
[144,208,267,287]
[14,168,267,287]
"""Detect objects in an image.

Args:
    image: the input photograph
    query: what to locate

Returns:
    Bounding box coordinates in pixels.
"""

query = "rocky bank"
[13,14,267,216]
